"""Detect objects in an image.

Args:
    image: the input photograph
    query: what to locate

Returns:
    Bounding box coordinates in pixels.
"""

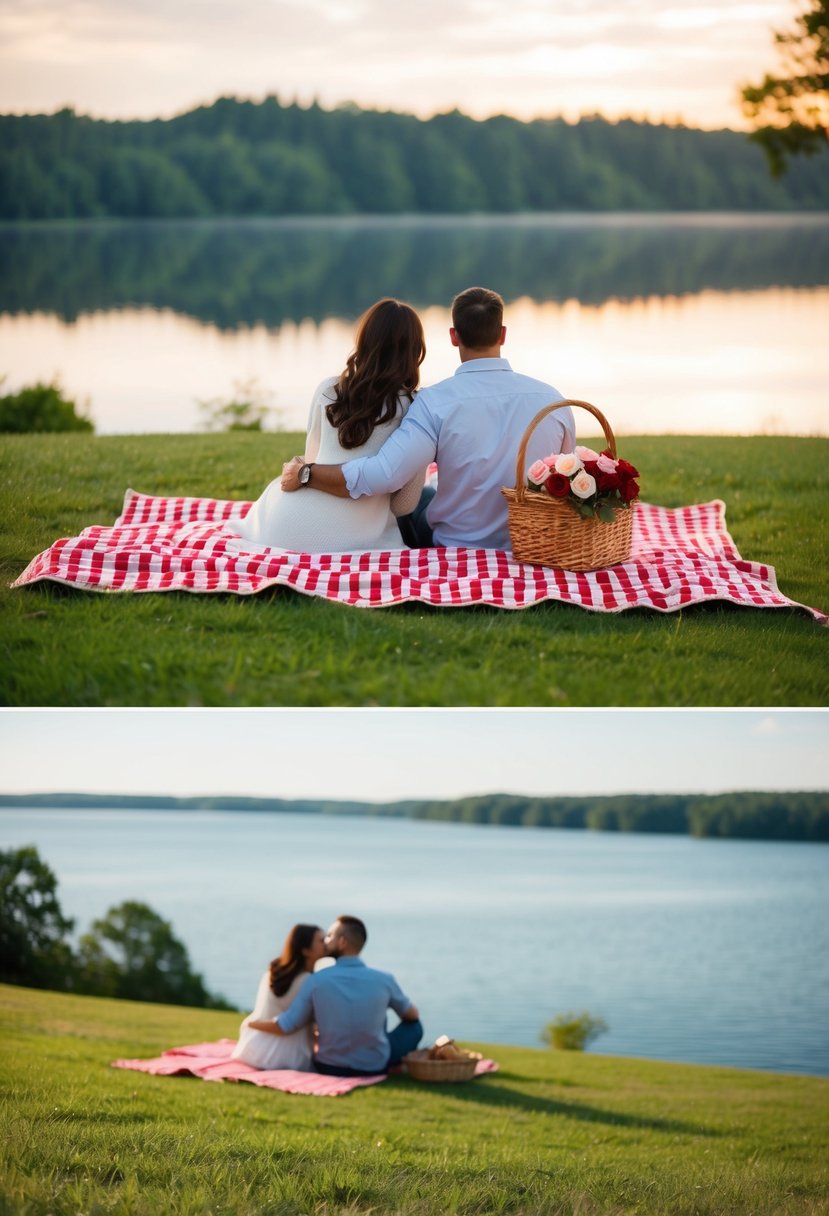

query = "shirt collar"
[334,956,365,967]
[454,357,512,376]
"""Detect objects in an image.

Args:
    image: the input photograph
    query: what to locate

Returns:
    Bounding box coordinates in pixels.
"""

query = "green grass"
[2,984,828,1216]
[1,432,827,706]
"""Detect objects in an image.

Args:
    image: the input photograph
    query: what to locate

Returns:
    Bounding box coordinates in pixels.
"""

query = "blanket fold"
[112,1039,498,1097]
[12,489,825,620]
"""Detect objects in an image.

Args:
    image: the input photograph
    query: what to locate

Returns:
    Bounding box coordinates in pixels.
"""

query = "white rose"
[571,470,597,499]
[554,452,583,477]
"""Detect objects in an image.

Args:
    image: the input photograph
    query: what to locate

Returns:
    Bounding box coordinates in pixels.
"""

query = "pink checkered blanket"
[12,489,825,620]
[112,1039,498,1096]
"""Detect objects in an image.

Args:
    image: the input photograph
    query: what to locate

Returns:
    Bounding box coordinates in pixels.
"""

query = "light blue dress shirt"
[343,358,575,550]
[277,957,413,1073]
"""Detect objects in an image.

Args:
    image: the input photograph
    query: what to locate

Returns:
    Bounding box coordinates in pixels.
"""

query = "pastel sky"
[1,711,826,801]
[0,0,792,130]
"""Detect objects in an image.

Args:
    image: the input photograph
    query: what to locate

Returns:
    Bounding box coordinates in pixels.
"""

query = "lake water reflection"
[1,214,827,436]
[1,809,827,1077]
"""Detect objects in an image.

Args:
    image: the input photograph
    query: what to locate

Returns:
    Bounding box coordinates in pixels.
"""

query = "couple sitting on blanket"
[230,916,422,1077]
[234,285,576,554]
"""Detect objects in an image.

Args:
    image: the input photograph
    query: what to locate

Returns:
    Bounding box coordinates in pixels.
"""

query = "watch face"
[299,464,311,485]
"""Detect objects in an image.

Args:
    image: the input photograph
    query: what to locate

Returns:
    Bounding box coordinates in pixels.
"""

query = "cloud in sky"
[1,710,826,803]
[0,0,793,128]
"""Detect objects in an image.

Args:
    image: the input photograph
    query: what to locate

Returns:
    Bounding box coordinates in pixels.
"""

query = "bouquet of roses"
[526,446,640,523]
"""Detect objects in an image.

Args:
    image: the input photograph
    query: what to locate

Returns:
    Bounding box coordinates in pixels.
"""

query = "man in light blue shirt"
[280,286,576,550]
[249,915,422,1077]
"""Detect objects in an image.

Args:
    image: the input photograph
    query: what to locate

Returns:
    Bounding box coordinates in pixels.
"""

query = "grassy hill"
[1,984,828,1215]
[1,432,827,707]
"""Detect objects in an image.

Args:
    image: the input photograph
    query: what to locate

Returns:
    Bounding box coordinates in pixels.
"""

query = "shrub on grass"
[542,1010,608,1051]
[197,376,279,431]
[0,379,93,432]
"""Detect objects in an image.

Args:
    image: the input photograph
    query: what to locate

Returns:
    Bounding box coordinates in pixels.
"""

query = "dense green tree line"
[403,791,828,840]
[1,97,828,220]
[2,217,827,328]
[0,844,232,1006]
[2,790,827,841]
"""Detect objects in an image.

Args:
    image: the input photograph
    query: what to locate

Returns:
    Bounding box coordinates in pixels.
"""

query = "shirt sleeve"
[560,408,576,454]
[387,974,413,1018]
[343,401,438,500]
[276,975,315,1033]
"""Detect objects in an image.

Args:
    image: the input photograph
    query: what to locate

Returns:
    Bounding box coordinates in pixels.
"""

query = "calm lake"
[1,213,828,437]
[2,808,828,1077]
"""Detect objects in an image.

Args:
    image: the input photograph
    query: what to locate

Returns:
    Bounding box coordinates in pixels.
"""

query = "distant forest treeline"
[2,97,828,220]
[2,791,827,842]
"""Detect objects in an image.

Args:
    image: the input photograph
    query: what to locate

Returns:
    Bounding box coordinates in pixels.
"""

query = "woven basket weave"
[403,1050,478,1083]
[501,399,635,571]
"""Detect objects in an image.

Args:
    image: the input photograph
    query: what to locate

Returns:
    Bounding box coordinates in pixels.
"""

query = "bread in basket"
[403,1036,482,1083]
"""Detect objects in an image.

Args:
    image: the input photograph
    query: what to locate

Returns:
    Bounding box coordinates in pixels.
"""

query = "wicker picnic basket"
[501,398,635,571]
[403,1049,479,1083]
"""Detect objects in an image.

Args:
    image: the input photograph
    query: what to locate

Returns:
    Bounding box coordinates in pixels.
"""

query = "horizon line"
[0,94,748,137]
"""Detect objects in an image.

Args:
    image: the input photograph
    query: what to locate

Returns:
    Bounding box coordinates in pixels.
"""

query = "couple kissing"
[231,916,422,1078]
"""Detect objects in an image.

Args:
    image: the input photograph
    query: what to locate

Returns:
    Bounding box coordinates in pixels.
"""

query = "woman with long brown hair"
[234,298,428,552]
[231,923,325,1070]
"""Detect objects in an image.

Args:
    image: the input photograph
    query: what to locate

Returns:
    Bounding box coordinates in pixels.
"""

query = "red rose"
[620,478,640,502]
[545,472,571,498]
[595,469,621,492]
[582,459,599,476]
[616,458,640,480]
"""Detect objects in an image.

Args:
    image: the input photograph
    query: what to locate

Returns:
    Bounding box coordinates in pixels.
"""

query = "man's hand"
[280,456,305,493]
[280,461,351,498]
[248,1019,285,1036]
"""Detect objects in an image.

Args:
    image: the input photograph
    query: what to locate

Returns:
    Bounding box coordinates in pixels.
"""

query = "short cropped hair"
[451,286,504,349]
[335,915,367,951]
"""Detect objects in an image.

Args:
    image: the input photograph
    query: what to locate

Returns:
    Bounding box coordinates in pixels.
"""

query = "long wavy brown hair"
[269,923,321,998]
[326,298,425,450]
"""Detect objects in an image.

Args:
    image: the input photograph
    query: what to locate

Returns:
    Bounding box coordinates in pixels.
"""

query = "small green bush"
[0,379,93,433]
[197,376,279,432]
[542,1010,608,1051]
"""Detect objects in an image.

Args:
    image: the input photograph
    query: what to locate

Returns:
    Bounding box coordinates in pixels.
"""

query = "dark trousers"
[314,1019,424,1078]
[397,487,435,548]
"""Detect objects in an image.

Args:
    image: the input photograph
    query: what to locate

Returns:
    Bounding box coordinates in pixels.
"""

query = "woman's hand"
[280,456,305,492]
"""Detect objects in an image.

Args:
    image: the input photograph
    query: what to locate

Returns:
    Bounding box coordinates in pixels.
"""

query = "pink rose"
[596,453,617,474]
[527,458,551,487]
[575,445,600,462]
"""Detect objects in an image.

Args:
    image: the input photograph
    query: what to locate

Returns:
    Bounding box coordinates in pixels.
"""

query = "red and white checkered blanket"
[12,489,826,620]
[112,1038,498,1097]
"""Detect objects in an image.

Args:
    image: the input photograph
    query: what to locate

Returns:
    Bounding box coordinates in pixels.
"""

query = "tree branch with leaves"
[741,0,829,175]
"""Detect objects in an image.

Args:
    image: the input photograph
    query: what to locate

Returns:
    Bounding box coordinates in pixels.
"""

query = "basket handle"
[513,399,618,504]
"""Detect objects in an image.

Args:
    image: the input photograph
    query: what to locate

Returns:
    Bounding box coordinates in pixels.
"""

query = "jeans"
[397,487,435,548]
[314,1019,424,1077]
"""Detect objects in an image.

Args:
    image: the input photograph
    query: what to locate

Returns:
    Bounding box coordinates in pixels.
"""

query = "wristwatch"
[298,462,314,487]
